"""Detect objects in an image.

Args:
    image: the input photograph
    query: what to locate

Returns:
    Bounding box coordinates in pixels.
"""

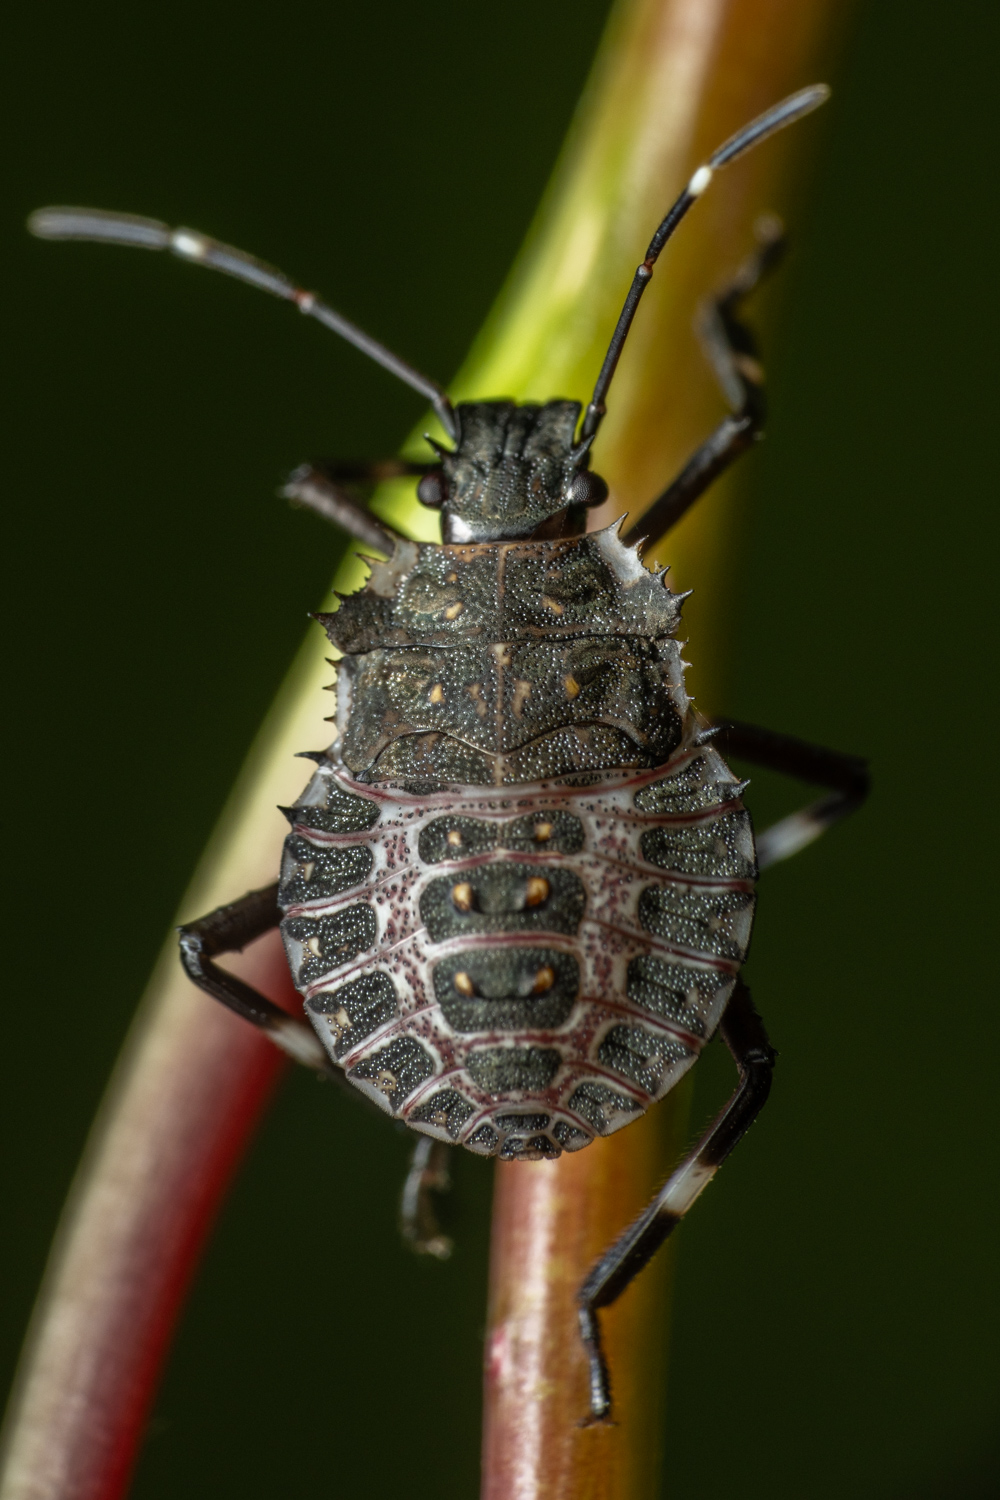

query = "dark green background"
[2,2,997,1496]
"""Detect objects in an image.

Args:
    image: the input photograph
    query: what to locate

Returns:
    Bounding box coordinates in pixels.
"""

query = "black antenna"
[27,207,459,442]
[580,84,830,442]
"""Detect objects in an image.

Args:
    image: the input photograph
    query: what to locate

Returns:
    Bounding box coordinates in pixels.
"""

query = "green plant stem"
[0,3,850,1497]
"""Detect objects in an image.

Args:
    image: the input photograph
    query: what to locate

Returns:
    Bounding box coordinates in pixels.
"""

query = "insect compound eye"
[417,468,447,508]
[566,469,609,508]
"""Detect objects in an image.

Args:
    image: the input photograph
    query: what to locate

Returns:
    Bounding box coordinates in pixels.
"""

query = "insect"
[29,83,867,1421]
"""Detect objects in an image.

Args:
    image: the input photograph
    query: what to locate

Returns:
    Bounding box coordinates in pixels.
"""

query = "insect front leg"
[178,884,329,1072]
[710,718,870,868]
[400,1136,453,1261]
[578,981,775,1422]
[283,454,437,552]
[282,464,409,553]
[621,215,786,548]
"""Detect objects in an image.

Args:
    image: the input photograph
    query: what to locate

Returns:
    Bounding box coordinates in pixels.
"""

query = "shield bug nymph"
[29,82,868,1420]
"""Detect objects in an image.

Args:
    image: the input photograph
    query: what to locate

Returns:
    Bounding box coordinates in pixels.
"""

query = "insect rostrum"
[29,83,867,1422]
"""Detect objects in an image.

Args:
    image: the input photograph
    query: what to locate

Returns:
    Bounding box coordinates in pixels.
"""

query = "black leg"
[281,463,414,554]
[710,718,870,869]
[621,215,786,548]
[578,981,775,1421]
[400,1136,454,1260]
[178,884,329,1072]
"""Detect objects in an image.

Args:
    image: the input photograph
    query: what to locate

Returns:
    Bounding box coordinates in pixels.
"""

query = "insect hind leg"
[578,981,774,1421]
[178,883,329,1072]
[179,882,434,1212]
[180,888,456,1254]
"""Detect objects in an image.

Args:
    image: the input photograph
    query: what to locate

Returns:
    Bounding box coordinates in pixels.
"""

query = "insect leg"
[578,981,774,1422]
[178,884,329,1072]
[621,216,786,548]
[281,464,413,553]
[400,1136,454,1261]
[710,718,870,869]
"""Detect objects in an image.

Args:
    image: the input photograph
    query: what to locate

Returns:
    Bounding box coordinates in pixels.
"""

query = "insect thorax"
[279,522,757,1159]
[319,524,687,786]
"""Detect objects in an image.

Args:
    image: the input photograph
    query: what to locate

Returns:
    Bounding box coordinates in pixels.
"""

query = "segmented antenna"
[581,83,830,441]
[27,207,459,441]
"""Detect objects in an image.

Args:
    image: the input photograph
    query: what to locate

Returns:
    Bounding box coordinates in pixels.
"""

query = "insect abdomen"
[278,740,756,1159]
[277,525,757,1157]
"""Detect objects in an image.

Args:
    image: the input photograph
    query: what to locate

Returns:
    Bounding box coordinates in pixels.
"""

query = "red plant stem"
[0,938,294,1500]
[482,1100,687,1500]
[477,1,852,1494]
[1,616,332,1500]
[0,2,851,1496]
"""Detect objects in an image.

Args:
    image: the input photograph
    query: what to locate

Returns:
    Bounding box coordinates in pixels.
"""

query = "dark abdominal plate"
[466,1046,562,1094]
[417,809,584,864]
[419,862,585,942]
[433,948,578,1032]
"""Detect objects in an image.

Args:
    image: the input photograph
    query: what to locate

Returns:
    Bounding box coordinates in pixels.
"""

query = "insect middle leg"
[710,718,870,867]
[621,215,786,548]
[578,981,775,1421]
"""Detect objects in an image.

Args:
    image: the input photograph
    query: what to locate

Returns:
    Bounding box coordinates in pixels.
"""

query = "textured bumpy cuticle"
[278,731,756,1161]
[275,408,758,1159]
[317,522,688,787]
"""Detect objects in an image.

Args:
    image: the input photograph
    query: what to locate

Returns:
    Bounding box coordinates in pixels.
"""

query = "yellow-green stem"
[0,4,850,1498]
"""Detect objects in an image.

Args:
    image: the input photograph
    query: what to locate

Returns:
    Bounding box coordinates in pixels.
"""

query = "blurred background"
[1,1,997,1496]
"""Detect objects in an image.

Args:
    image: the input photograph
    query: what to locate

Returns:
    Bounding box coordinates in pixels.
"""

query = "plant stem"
[0,2,850,1497]
[460,1,852,1493]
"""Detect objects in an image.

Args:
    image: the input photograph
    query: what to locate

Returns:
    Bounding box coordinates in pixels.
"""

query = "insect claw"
[294,750,329,763]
